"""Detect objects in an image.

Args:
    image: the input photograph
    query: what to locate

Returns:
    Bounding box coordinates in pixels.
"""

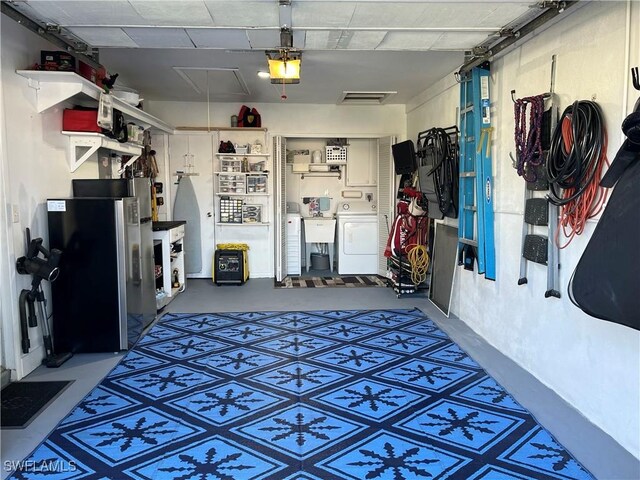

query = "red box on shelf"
[62,109,102,133]
[77,61,107,88]
[78,61,97,83]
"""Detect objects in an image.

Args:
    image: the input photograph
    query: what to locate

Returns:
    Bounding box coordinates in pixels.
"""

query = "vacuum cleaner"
[16,228,72,368]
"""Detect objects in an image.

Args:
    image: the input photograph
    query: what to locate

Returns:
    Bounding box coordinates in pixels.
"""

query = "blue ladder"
[458,65,496,281]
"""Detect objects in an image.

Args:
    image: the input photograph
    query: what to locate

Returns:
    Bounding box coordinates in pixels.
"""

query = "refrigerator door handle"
[114,200,128,350]
[132,243,142,285]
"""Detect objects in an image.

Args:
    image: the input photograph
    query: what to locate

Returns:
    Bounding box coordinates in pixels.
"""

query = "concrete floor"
[2,278,638,479]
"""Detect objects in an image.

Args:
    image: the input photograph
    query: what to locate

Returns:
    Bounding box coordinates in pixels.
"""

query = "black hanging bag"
[568,105,640,330]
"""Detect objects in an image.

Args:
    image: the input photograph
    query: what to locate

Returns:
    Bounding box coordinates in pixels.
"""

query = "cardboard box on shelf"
[41,51,76,72]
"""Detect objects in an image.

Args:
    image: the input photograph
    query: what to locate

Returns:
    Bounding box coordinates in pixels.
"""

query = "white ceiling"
[13,0,554,104]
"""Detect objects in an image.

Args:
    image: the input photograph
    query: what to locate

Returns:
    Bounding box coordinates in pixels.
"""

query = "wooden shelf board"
[176,126,267,132]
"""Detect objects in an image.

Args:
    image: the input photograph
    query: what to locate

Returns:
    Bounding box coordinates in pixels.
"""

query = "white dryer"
[337,201,378,275]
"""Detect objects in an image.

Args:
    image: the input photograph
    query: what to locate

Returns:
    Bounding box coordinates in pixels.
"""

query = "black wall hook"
[632,67,639,91]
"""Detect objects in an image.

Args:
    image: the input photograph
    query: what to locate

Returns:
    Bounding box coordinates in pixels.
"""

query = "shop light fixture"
[265,49,301,84]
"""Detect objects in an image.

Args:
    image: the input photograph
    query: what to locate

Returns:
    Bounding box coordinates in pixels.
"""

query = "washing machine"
[337,201,378,275]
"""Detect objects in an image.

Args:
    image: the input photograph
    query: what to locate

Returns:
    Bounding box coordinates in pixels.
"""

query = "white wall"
[1,17,99,379]
[146,101,405,139]
[406,1,640,458]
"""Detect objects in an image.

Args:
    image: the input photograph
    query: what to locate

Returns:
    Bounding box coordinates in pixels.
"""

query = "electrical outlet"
[12,205,19,223]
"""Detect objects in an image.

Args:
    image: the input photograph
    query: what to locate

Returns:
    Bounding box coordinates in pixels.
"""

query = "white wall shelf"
[61,131,141,172]
[176,127,267,132]
[16,70,174,133]
[215,153,270,158]
[215,193,268,197]
[298,171,342,180]
[216,222,270,226]
[214,172,268,175]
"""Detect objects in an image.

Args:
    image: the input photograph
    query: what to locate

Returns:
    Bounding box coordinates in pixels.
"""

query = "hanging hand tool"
[477,127,494,158]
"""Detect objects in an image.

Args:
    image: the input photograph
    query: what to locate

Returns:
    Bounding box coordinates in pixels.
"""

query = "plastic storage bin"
[218,174,246,194]
[325,146,348,164]
[246,174,267,193]
[220,158,242,172]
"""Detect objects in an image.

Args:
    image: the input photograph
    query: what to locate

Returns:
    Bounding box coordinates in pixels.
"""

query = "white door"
[344,220,378,255]
[273,136,287,281]
[377,136,395,276]
[169,133,215,278]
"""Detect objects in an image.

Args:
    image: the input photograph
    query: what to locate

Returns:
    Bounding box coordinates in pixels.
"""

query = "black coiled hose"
[417,127,459,218]
[546,100,606,206]
[546,100,609,247]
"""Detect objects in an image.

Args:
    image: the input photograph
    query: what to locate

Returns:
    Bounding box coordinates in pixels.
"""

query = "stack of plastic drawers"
[218,174,246,194]
[246,174,267,193]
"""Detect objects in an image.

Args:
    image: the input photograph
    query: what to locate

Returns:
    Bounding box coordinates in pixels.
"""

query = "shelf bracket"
[117,155,141,174]
[69,142,99,172]
[67,134,142,172]
[30,80,92,113]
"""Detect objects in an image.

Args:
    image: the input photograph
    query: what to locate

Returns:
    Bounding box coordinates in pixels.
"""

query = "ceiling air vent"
[338,91,396,105]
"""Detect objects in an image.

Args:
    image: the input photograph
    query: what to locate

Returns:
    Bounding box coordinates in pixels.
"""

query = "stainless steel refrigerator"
[72,177,156,329]
[47,179,156,352]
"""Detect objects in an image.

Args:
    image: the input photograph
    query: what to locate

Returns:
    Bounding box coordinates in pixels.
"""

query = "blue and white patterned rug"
[10,309,594,479]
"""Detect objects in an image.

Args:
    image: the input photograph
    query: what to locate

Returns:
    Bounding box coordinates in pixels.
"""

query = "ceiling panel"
[247,30,280,49]
[305,31,340,50]
[173,67,249,97]
[129,1,214,26]
[68,27,137,47]
[349,3,431,28]
[292,30,307,50]
[292,2,357,28]
[25,1,146,26]
[341,31,387,50]
[204,1,279,27]
[408,3,527,29]
[431,31,492,50]
[124,28,195,48]
[477,4,532,28]
[376,32,442,50]
[186,29,251,48]
[247,29,306,49]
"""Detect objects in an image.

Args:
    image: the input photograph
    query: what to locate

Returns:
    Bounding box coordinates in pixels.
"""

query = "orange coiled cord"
[556,115,610,248]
